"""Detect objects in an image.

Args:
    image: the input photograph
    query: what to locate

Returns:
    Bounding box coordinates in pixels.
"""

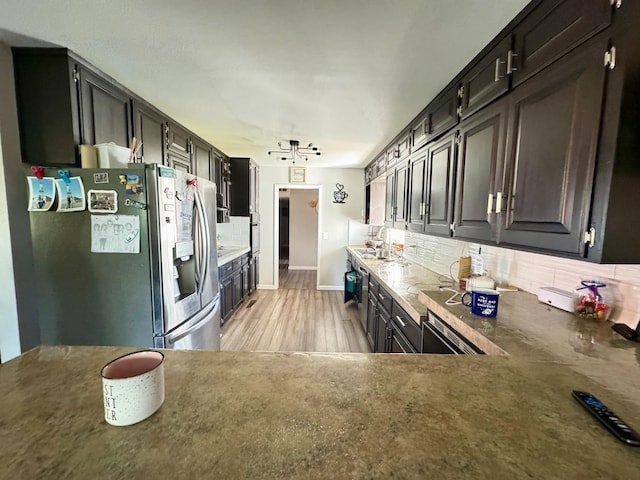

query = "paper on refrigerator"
[91,215,140,254]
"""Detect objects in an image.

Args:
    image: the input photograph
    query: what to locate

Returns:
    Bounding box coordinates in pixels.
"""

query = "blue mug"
[462,289,500,317]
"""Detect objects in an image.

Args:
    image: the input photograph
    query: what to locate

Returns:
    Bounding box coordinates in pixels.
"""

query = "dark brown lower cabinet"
[375,303,391,353]
[220,253,253,327]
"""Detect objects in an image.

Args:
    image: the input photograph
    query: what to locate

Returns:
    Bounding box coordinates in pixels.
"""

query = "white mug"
[101,350,165,426]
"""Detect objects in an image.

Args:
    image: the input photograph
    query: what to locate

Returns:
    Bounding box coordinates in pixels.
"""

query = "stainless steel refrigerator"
[28,164,220,350]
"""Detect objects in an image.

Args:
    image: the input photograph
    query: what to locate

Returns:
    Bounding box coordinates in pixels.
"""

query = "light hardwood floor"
[220,267,371,353]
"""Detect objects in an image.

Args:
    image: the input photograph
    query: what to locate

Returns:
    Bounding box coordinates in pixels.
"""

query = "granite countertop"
[2,345,640,479]
[217,246,250,266]
[347,246,640,404]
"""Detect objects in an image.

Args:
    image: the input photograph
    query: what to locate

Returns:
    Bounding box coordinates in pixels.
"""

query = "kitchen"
[2,0,640,477]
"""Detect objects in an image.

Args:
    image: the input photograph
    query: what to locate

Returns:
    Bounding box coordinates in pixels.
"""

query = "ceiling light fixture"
[268,139,322,164]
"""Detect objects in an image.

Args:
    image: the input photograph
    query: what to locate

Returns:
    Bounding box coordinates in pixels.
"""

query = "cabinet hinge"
[507,50,518,75]
[72,67,79,83]
[584,227,596,248]
[457,86,464,98]
[456,106,463,117]
[449,222,456,235]
[604,46,617,70]
[610,0,622,8]
[455,134,462,146]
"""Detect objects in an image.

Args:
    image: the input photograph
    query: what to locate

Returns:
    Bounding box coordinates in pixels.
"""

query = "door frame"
[273,184,322,290]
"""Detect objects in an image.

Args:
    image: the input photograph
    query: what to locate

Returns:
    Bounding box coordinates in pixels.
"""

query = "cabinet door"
[249,162,258,215]
[499,36,607,256]
[192,137,212,181]
[221,276,234,324]
[396,131,411,162]
[425,132,457,237]
[167,122,191,156]
[168,151,191,173]
[384,172,395,227]
[393,162,409,229]
[375,305,391,353]
[366,296,377,351]
[78,67,132,147]
[407,150,427,233]
[132,100,166,165]
[232,271,243,309]
[511,0,611,87]
[454,99,508,243]
[411,113,429,152]
[12,50,80,165]
[427,84,460,141]
[241,263,250,299]
[461,35,511,118]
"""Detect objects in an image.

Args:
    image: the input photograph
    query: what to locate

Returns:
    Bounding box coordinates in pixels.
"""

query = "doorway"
[274,185,320,290]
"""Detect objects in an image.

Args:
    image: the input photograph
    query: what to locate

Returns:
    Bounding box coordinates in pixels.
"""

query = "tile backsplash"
[216,216,249,247]
[387,229,640,329]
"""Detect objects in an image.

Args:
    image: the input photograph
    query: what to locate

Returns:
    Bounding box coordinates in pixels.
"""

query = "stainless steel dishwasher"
[422,310,484,354]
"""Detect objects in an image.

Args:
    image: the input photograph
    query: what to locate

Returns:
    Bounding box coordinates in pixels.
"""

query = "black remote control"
[572,390,640,446]
[611,323,639,341]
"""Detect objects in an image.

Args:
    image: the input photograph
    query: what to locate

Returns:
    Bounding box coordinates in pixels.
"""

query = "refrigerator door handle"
[193,186,210,297]
[164,297,219,344]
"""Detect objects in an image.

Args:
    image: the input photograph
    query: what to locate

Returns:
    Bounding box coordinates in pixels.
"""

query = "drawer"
[377,285,393,314]
[219,262,234,279]
[368,276,379,299]
[391,303,422,353]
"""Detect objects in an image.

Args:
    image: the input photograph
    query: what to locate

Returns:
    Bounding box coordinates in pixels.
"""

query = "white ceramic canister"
[101,350,165,426]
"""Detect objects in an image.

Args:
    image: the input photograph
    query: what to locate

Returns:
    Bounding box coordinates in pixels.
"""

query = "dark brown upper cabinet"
[384,161,409,229]
[229,158,259,217]
[167,151,191,174]
[166,121,191,157]
[78,66,132,148]
[410,113,429,152]
[498,35,607,256]
[407,150,427,233]
[407,131,457,237]
[12,48,80,165]
[426,84,460,141]
[511,0,611,87]
[461,35,512,119]
[424,132,457,237]
[132,100,167,165]
[454,99,508,244]
[192,136,213,181]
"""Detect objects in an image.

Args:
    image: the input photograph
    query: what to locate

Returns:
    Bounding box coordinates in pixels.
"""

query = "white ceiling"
[0,0,530,168]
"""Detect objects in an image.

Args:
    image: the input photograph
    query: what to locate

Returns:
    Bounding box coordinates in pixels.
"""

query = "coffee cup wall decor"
[333,183,348,204]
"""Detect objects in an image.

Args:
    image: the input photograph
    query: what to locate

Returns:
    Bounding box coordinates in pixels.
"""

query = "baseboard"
[288,266,318,271]
[317,285,343,291]
[257,284,277,290]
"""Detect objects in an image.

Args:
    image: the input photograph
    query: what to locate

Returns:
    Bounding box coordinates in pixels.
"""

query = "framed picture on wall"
[289,166,306,183]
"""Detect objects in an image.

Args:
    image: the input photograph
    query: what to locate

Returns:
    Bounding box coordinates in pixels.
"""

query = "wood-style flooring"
[221,264,370,353]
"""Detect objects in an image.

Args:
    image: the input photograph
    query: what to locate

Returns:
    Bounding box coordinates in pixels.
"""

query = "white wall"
[0,42,39,361]
[258,166,363,289]
[289,189,318,269]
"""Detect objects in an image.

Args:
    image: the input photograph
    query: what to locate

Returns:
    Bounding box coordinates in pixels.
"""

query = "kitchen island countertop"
[2,345,640,479]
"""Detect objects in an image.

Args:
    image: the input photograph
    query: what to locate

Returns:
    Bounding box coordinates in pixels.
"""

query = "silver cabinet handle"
[395,315,406,328]
[378,293,385,300]
[486,193,494,214]
[494,58,501,81]
[495,192,503,213]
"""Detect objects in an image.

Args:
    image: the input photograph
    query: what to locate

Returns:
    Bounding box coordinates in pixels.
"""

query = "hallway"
[220,265,370,353]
